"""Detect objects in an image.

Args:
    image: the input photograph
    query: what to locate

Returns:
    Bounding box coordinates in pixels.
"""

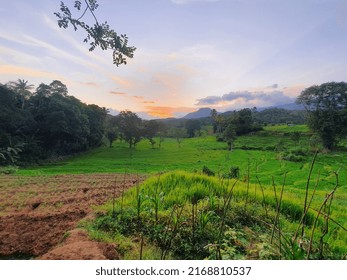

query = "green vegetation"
[1,80,346,260]
[297,81,347,149]
[87,171,346,259]
[16,127,347,194]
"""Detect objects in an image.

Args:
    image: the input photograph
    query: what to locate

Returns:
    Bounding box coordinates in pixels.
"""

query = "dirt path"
[0,174,144,259]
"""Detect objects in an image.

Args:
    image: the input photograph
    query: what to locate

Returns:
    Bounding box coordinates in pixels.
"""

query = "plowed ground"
[0,174,144,259]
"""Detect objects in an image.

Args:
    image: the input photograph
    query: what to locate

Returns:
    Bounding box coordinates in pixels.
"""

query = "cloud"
[0,64,58,79]
[109,91,127,95]
[111,76,132,88]
[196,90,295,108]
[267,83,279,89]
[195,95,222,105]
[80,81,100,87]
[145,106,193,118]
[132,95,144,99]
[142,101,156,104]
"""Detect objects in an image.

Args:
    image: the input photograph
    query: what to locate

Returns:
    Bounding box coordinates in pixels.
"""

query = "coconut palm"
[7,79,34,109]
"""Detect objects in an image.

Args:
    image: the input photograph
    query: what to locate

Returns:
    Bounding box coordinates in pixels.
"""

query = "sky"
[1,0,347,119]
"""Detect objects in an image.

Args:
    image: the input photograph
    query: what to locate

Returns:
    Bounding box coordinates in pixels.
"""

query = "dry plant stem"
[120,168,127,214]
[319,192,333,259]
[154,173,162,222]
[112,178,117,217]
[139,234,144,260]
[256,175,268,217]
[307,172,339,259]
[272,176,278,207]
[309,208,347,232]
[301,150,318,238]
[161,205,184,260]
[271,172,286,246]
[135,177,141,229]
[293,171,320,242]
[245,159,250,209]
[217,179,238,259]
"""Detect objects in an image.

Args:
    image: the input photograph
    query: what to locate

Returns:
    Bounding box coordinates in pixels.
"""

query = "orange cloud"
[0,64,57,78]
[145,106,193,118]
[80,81,99,87]
[110,91,127,95]
[111,75,132,88]
[142,101,156,104]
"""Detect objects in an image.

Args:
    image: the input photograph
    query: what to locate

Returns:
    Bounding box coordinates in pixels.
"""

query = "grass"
[16,127,347,192]
[7,124,347,259]
[89,171,346,259]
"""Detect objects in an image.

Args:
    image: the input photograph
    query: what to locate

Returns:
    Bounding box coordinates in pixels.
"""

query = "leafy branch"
[54,0,136,66]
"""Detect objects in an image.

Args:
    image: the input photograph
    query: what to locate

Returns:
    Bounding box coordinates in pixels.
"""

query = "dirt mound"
[0,174,144,259]
[39,229,120,260]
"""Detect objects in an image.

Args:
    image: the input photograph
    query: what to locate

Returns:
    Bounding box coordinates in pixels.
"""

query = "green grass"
[90,171,346,259]
[8,124,347,259]
[263,124,310,133]
[17,132,347,191]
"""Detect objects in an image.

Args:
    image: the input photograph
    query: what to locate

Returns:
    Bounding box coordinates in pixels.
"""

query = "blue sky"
[1,0,347,118]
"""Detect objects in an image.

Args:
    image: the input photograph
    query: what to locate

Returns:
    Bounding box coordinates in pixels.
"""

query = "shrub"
[202,166,215,176]
[222,166,240,179]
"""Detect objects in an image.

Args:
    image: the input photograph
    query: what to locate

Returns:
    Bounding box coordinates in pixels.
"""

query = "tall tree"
[116,110,143,148]
[185,119,201,138]
[297,82,347,149]
[144,120,159,148]
[7,79,34,109]
[223,123,237,151]
[211,109,218,133]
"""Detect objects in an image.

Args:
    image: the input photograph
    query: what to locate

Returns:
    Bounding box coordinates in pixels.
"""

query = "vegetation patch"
[89,171,346,260]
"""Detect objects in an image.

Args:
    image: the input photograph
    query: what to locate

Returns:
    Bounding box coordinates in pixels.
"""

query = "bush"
[202,166,215,176]
[222,166,240,179]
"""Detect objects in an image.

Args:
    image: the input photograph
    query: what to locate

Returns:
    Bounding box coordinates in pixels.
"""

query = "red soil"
[0,174,143,259]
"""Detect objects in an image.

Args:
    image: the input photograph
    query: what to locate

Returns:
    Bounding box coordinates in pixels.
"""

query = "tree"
[54,0,136,66]
[211,109,218,133]
[223,123,237,151]
[50,80,68,96]
[116,110,143,148]
[297,82,347,149]
[7,79,34,109]
[172,127,187,148]
[105,115,118,147]
[144,120,159,148]
[184,119,201,138]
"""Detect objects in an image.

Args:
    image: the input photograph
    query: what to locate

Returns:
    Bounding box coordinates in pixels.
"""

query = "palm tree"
[8,79,34,109]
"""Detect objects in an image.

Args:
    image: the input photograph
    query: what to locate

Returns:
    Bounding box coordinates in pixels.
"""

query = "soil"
[0,173,144,259]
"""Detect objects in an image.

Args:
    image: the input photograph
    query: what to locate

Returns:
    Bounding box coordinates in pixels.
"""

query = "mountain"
[182,108,213,119]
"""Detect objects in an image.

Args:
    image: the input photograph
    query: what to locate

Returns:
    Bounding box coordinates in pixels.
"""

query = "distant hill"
[258,102,305,111]
[182,108,213,119]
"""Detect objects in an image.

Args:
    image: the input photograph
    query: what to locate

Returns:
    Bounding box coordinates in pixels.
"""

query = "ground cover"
[89,171,346,260]
[2,124,346,259]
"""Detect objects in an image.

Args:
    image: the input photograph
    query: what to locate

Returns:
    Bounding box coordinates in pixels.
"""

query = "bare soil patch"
[0,174,144,259]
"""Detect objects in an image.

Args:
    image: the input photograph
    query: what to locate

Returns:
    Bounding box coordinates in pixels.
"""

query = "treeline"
[254,108,306,125]
[0,80,106,166]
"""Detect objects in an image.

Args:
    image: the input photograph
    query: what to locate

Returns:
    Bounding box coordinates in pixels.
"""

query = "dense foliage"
[297,81,347,149]
[0,80,107,166]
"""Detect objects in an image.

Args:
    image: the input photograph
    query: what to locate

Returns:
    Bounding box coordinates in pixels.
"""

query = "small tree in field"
[223,123,237,151]
[116,110,143,148]
[144,120,159,148]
